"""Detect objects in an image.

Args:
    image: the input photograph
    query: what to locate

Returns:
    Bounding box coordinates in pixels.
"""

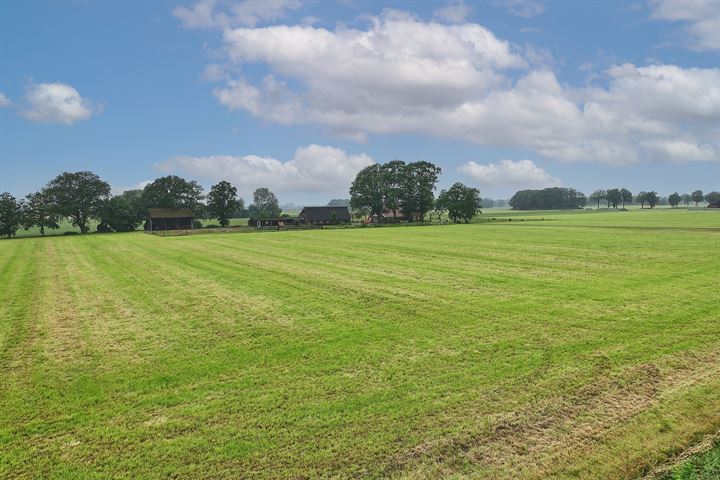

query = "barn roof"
[147,208,195,219]
[300,206,351,221]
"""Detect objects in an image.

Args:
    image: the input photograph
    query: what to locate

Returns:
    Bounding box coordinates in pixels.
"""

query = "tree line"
[0,171,286,238]
[510,188,588,210]
[2,167,717,238]
[512,187,719,210]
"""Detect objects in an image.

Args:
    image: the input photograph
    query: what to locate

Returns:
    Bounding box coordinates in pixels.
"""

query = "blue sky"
[1,0,718,204]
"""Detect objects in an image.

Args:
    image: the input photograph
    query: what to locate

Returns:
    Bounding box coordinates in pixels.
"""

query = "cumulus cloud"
[434,0,472,24]
[173,0,301,29]
[21,82,100,124]
[458,159,561,187]
[649,0,719,51]
[0,92,10,107]
[194,11,719,165]
[157,144,374,194]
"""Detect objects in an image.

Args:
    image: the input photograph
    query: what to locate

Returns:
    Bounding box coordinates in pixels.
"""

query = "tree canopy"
[0,192,24,238]
[606,188,621,208]
[44,171,111,234]
[705,191,720,206]
[668,192,681,208]
[645,191,659,208]
[691,190,704,207]
[350,161,441,221]
[437,183,481,223]
[620,188,632,208]
[248,187,281,219]
[350,164,386,217]
[589,190,606,209]
[142,175,204,210]
[207,181,242,227]
[23,190,61,236]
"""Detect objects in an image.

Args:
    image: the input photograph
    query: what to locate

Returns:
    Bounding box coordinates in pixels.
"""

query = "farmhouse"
[298,206,351,225]
[146,208,194,231]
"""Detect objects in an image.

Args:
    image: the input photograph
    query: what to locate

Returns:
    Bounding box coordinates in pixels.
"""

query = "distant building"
[371,210,423,223]
[298,206,351,225]
[248,217,298,227]
[146,208,194,231]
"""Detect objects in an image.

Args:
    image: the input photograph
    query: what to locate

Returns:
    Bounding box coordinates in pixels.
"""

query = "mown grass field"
[1,209,719,479]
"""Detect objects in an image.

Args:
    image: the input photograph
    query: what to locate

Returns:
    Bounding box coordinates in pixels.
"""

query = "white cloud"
[157,144,374,194]
[214,12,526,136]
[649,0,720,51]
[434,1,472,24]
[173,0,301,29]
[458,159,561,188]
[493,0,545,18]
[0,92,10,108]
[196,12,719,165]
[111,180,152,196]
[21,82,100,124]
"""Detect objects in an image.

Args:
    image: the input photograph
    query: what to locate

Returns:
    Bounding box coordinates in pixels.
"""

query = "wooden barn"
[146,208,194,231]
[298,206,351,225]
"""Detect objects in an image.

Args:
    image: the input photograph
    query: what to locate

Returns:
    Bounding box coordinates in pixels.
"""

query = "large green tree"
[606,188,621,208]
[668,192,681,208]
[691,189,704,207]
[45,171,111,234]
[705,191,720,206]
[620,188,632,209]
[349,164,385,217]
[0,192,24,239]
[645,191,659,209]
[637,191,647,208]
[22,190,61,236]
[681,193,691,206]
[400,161,441,221]
[437,183,481,223]
[142,175,204,210]
[248,187,281,219]
[207,181,242,227]
[589,189,606,209]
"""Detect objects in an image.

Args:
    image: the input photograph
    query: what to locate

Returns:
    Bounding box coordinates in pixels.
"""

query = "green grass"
[1,209,718,478]
[663,442,720,479]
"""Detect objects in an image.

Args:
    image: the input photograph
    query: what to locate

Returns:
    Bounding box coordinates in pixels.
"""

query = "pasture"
[1,209,719,478]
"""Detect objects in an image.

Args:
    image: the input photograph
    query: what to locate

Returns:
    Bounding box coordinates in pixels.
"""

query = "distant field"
[1,209,719,478]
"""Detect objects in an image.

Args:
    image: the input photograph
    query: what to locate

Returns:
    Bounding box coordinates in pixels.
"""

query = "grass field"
[1,209,719,478]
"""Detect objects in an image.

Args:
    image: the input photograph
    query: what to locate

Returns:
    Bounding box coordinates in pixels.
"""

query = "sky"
[1,0,719,204]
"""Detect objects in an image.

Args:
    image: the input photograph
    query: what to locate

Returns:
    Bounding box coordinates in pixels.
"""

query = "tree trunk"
[40,225,45,236]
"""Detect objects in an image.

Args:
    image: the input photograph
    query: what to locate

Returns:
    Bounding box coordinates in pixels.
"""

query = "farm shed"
[298,206,351,225]
[146,208,194,231]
